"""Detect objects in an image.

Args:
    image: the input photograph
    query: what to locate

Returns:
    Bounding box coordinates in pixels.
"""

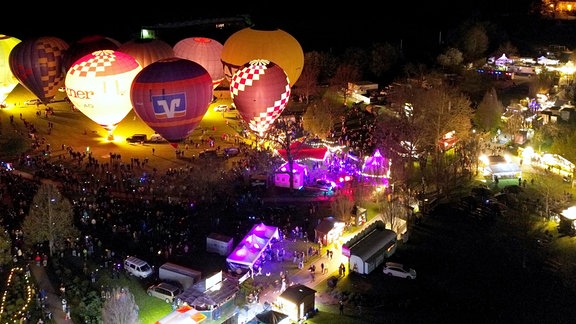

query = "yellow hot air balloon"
[221,27,304,88]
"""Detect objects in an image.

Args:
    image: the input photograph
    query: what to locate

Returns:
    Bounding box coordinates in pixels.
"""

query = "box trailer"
[158,262,201,290]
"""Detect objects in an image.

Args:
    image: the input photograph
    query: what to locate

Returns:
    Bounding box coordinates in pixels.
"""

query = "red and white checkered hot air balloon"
[230,59,290,137]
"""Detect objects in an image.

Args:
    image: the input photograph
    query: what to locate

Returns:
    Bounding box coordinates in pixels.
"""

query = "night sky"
[3,1,536,53]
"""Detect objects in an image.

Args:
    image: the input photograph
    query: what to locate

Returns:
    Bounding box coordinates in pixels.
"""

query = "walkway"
[28,261,71,323]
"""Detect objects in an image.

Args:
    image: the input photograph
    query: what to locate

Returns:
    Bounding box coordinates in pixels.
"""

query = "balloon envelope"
[131,58,213,144]
[221,27,303,87]
[62,35,120,73]
[173,37,224,89]
[65,50,142,131]
[0,34,21,103]
[9,36,69,104]
[230,59,290,136]
[118,38,174,68]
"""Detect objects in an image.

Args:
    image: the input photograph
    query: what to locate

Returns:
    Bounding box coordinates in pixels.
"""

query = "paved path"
[28,261,71,323]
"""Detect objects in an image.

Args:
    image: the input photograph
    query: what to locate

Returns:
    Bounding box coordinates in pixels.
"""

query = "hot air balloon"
[173,37,225,89]
[230,59,290,137]
[9,36,69,104]
[131,57,213,147]
[221,27,303,87]
[62,35,121,74]
[118,38,174,68]
[0,34,21,104]
[65,50,142,140]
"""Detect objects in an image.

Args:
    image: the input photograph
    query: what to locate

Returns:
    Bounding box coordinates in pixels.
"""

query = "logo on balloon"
[151,93,186,119]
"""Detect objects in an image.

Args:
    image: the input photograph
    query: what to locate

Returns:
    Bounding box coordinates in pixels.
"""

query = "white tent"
[226,223,279,272]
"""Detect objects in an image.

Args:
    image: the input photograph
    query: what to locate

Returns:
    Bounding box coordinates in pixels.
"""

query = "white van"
[124,256,153,278]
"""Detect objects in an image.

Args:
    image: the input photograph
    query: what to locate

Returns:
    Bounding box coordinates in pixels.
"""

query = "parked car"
[126,134,147,143]
[124,256,153,279]
[213,104,229,112]
[199,148,219,159]
[314,179,335,191]
[149,133,166,143]
[24,99,42,105]
[382,262,417,279]
[147,282,182,303]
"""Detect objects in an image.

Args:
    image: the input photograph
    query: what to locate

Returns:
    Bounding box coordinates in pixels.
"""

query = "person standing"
[339,300,344,315]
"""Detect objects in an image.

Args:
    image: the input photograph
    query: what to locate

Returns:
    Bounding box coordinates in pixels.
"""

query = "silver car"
[147,282,182,303]
[382,262,417,279]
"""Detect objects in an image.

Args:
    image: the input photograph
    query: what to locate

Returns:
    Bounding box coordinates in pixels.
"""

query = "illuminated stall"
[275,284,316,322]
[177,271,239,322]
[361,149,391,187]
[274,162,308,189]
[226,223,280,275]
[314,217,345,246]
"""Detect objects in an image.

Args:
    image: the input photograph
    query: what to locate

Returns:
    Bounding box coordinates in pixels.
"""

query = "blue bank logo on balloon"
[152,93,186,119]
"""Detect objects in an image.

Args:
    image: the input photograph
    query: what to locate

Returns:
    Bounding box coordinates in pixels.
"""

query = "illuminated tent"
[361,149,390,186]
[226,223,279,273]
[276,140,328,161]
[274,161,308,189]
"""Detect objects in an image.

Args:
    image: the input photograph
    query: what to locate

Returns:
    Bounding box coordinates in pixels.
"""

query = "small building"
[342,221,397,275]
[274,162,307,189]
[275,284,317,322]
[206,233,233,256]
[314,217,345,246]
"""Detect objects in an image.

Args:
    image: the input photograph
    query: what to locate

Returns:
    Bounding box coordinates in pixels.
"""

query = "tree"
[102,287,139,324]
[22,183,79,256]
[301,98,344,139]
[263,117,305,191]
[330,193,355,223]
[328,63,361,105]
[0,226,12,267]
[292,52,321,104]
[379,79,474,192]
[459,23,489,63]
[436,47,464,73]
[473,87,504,132]
[370,42,401,80]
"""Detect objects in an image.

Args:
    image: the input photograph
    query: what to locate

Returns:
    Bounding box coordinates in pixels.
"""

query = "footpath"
[28,261,71,323]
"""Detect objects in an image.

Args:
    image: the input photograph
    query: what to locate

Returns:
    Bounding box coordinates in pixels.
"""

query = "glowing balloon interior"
[0,34,21,103]
[65,50,142,138]
[131,58,213,145]
[230,59,290,137]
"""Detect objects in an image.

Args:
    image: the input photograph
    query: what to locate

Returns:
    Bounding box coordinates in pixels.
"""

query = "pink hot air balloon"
[65,50,142,139]
[9,36,69,104]
[230,59,291,137]
[131,57,213,147]
[62,35,121,74]
[173,37,224,89]
[0,34,21,104]
[118,38,174,68]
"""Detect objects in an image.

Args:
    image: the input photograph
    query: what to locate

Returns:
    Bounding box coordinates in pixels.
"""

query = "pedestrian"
[152,148,155,155]
[320,263,324,274]
[339,300,344,315]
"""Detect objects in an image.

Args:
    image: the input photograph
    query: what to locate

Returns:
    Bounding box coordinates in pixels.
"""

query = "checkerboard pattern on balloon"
[68,50,118,78]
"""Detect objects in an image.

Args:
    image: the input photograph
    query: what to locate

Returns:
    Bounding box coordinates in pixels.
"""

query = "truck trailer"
[158,262,201,290]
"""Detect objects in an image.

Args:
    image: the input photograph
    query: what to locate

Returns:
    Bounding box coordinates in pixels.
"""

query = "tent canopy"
[226,223,279,270]
[276,140,327,161]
